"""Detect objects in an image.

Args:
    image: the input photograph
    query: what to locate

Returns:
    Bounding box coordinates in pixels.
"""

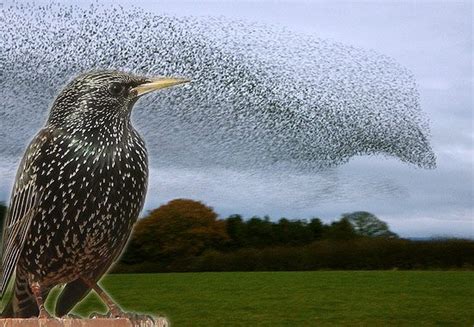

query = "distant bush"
[113,238,474,273]
[194,238,474,271]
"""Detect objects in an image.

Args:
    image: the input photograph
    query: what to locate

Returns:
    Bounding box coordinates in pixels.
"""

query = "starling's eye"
[108,83,124,96]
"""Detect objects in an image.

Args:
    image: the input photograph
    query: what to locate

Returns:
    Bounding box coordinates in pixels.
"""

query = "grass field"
[42,271,473,326]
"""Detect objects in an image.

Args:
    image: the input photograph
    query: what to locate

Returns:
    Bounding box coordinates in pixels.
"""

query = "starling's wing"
[0,129,51,296]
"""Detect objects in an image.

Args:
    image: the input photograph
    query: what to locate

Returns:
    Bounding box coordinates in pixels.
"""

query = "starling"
[0,70,189,318]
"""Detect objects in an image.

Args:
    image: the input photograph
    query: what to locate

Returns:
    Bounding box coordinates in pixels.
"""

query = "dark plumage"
[0,71,188,318]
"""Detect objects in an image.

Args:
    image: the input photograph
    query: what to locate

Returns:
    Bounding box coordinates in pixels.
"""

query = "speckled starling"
[0,71,189,318]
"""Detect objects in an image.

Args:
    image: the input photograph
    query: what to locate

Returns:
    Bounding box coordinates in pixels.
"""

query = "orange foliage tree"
[121,199,228,266]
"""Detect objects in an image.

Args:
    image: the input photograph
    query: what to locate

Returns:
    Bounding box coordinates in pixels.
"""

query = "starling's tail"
[55,278,91,317]
[1,295,14,317]
[1,273,49,318]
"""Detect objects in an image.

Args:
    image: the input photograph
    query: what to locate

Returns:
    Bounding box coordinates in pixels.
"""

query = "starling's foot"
[81,278,158,324]
[90,310,161,326]
[129,314,159,327]
[107,309,156,323]
[89,311,109,319]
[64,313,82,319]
[131,313,155,323]
[38,309,53,319]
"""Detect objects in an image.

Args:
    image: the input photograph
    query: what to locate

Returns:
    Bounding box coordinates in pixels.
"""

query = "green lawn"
[43,271,473,326]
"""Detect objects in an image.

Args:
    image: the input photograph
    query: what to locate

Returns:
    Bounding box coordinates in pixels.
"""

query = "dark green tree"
[225,214,247,249]
[273,218,314,245]
[245,216,274,247]
[324,218,357,240]
[308,218,324,240]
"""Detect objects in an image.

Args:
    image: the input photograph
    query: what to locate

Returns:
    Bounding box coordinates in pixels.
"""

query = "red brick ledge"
[0,317,169,327]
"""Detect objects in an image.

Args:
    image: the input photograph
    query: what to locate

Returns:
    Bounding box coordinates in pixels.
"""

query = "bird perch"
[0,317,169,327]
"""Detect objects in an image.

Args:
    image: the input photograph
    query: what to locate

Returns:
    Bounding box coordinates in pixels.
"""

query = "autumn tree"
[122,199,228,265]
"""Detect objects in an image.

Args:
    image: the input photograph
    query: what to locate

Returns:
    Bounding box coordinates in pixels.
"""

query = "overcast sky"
[134,0,473,238]
[2,0,473,238]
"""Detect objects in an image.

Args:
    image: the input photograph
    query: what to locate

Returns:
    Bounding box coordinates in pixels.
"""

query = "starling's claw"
[38,309,53,319]
[130,314,158,327]
[89,310,159,325]
[139,314,156,323]
[89,312,109,319]
[107,310,155,322]
[63,313,82,319]
[107,309,134,319]
[108,306,125,318]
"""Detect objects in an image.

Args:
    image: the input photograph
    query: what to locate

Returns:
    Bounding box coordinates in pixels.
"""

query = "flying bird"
[0,71,189,318]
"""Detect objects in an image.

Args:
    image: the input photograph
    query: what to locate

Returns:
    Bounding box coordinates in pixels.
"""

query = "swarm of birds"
[0,2,436,174]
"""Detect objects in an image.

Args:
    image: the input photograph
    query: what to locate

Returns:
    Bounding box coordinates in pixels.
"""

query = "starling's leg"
[82,278,155,322]
[81,278,123,317]
[30,281,52,319]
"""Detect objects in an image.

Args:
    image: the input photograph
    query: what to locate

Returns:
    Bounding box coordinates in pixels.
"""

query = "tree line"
[1,200,473,272]
[116,199,473,272]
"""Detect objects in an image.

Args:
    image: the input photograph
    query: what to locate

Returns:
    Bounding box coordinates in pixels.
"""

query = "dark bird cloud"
[1,2,435,173]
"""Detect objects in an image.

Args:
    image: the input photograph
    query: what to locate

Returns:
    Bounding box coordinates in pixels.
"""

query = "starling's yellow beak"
[131,77,190,97]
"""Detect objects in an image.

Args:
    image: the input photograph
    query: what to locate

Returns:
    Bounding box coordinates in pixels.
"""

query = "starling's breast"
[20,127,148,283]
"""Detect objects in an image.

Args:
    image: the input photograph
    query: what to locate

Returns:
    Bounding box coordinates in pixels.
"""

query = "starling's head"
[48,70,189,130]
